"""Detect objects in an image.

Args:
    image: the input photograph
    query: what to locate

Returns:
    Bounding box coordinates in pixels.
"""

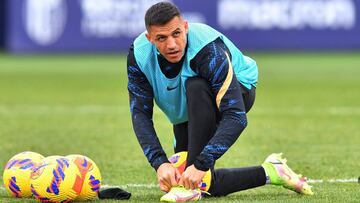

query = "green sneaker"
[262,153,314,195]
[160,186,205,202]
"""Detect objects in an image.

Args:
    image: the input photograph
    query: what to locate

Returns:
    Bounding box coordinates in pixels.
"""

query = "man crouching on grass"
[127,1,314,202]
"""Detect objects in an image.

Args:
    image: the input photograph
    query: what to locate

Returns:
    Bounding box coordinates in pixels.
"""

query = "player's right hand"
[157,163,181,192]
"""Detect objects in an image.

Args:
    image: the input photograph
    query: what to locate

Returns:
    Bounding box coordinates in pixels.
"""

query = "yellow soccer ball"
[2,151,44,198]
[168,151,212,191]
[30,156,80,202]
[66,154,101,201]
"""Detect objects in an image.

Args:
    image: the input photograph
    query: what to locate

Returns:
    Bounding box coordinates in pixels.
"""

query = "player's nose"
[166,37,176,49]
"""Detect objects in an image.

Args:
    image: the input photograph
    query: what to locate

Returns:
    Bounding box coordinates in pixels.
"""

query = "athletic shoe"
[262,153,314,195]
[160,186,204,202]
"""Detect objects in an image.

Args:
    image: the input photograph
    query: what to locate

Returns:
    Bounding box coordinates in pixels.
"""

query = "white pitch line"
[308,178,359,183]
[328,178,358,183]
[102,183,159,189]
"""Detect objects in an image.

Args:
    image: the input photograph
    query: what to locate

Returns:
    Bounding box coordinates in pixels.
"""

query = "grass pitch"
[0,52,359,202]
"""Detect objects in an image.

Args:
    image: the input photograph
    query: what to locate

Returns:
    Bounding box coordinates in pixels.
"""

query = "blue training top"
[134,23,258,124]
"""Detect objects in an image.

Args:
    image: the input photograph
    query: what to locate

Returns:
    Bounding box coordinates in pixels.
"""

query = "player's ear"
[145,32,153,44]
[183,20,188,34]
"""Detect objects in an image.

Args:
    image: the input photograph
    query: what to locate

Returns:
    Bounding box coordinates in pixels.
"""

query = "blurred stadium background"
[0,0,359,202]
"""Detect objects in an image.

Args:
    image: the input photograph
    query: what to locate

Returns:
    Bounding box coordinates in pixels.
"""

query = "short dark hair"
[145,2,181,30]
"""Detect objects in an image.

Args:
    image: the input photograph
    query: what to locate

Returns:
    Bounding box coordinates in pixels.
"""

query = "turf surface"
[0,52,359,202]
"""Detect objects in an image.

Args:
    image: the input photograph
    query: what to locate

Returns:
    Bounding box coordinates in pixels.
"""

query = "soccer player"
[127,2,313,201]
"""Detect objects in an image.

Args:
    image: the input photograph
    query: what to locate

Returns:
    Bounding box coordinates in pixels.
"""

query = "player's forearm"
[128,82,168,171]
[131,111,169,171]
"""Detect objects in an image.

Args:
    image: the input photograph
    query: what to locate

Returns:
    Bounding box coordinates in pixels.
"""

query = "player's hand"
[178,164,206,190]
[157,163,181,192]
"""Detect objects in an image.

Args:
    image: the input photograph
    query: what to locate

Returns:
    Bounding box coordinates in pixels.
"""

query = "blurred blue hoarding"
[0,1,6,48]
[6,0,360,53]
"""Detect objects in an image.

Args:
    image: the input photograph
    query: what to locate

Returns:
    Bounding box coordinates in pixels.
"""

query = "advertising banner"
[7,0,360,53]
[0,2,6,48]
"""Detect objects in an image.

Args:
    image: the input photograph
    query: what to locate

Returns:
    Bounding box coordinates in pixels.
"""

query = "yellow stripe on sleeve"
[216,52,234,108]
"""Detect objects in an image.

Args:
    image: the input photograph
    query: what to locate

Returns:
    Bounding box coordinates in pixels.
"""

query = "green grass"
[1,52,360,202]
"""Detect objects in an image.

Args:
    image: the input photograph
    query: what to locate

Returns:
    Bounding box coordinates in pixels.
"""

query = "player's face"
[146,16,188,63]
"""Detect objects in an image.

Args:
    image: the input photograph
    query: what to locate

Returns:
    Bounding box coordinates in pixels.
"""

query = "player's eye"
[173,31,180,37]
[157,36,166,42]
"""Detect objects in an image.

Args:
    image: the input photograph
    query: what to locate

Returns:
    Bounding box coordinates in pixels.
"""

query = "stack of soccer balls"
[2,151,101,202]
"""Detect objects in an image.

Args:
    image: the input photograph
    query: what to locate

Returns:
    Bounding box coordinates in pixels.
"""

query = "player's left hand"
[178,164,206,190]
